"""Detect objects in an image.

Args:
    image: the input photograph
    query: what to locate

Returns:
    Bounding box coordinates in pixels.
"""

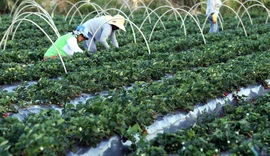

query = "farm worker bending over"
[43,26,88,60]
[206,0,222,33]
[81,14,126,53]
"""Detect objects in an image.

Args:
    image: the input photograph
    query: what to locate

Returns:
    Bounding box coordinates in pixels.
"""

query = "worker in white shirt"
[81,14,126,53]
[44,25,88,60]
[206,0,222,33]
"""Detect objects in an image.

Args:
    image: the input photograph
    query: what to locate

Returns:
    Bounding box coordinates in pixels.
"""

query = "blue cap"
[76,25,88,39]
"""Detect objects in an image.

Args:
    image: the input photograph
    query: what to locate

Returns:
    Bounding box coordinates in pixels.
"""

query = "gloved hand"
[211,13,217,24]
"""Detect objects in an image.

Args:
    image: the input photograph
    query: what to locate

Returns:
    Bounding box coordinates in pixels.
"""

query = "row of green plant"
[0,13,269,155]
[0,16,269,85]
[130,92,270,155]
[1,13,266,64]
[0,25,269,113]
[1,47,269,155]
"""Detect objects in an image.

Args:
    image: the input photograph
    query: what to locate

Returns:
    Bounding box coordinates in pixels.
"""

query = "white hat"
[106,15,126,32]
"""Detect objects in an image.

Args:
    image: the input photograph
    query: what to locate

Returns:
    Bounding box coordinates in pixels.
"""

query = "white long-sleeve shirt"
[206,0,222,17]
[82,16,118,49]
[65,36,83,56]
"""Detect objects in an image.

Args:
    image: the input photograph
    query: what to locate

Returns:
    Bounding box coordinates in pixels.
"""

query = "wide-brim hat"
[106,15,126,32]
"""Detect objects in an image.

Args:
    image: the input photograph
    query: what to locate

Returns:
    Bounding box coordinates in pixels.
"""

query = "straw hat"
[106,15,126,32]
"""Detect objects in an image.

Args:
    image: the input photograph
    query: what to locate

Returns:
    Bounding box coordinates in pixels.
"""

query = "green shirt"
[44,33,73,58]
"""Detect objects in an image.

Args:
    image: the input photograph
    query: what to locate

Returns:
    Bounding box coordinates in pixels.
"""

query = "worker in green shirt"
[44,26,88,60]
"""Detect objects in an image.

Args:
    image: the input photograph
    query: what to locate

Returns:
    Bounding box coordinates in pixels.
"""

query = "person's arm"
[99,26,111,49]
[66,37,83,56]
[110,30,119,48]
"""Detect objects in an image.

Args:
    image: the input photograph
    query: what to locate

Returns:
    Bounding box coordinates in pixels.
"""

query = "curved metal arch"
[237,0,270,24]
[51,0,83,19]
[168,5,192,22]
[103,0,114,10]
[93,8,137,43]
[88,18,151,55]
[146,0,175,9]
[0,18,67,74]
[238,4,269,27]
[128,6,166,31]
[13,1,51,19]
[9,1,57,38]
[118,0,133,16]
[148,8,185,42]
[68,2,104,25]
[11,12,60,41]
[65,1,85,21]
[10,0,25,16]
[140,5,179,29]
[202,3,247,36]
[145,0,176,19]
[181,2,206,28]
[79,10,109,26]
[137,0,151,20]
[223,0,253,25]
[149,7,206,44]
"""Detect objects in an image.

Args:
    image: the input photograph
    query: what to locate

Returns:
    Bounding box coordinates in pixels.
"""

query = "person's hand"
[212,13,217,24]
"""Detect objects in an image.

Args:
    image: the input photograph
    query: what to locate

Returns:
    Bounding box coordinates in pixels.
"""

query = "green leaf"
[57,119,65,125]
[0,140,8,146]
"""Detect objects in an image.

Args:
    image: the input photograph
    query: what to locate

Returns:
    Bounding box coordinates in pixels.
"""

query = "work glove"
[211,13,217,24]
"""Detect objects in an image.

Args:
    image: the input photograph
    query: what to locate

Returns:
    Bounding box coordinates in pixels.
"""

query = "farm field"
[0,0,270,155]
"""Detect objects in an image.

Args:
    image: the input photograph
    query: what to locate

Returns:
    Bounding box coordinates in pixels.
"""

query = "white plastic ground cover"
[66,136,130,156]
[10,104,62,121]
[9,93,101,121]
[2,82,108,121]
[68,80,270,156]
[1,79,270,155]
[145,81,270,141]
[0,81,37,92]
